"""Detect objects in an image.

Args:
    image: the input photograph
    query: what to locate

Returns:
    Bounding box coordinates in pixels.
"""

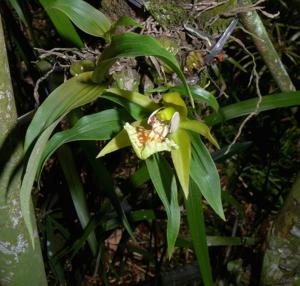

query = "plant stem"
[0,15,47,285]
[240,0,295,92]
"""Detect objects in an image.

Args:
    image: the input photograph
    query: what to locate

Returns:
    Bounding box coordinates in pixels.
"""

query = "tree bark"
[260,173,300,285]
[240,0,295,92]
[0,15,47,286]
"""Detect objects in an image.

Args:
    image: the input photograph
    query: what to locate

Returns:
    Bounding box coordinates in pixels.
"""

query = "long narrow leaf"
[172,85,219,112]
[92,32,194,106]
[38,109,129,178]
[105,88,158,111]
[21,118,62,246]
[58,145,98,255]
[129,164,149,188]
[24,72,105,151]
[206,91,300,126]
[39,0,84,47]
[82,142,135,240]
[101,95,148,120]
[146,155,180,257]
[190,134,225,220]
[43,0,111,38]
[107,16,142,38]
[185,178,213,286]
[7,0,30,28]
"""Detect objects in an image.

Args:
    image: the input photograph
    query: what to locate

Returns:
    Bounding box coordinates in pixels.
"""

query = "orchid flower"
[97,90,219,197]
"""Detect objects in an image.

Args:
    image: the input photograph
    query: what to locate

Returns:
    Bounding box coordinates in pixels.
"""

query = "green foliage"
[39,0,84,47]
[24,73,105,151]
[92,32,194,106]
[39,108,129,176]
[21,119,63,247]
[185,179,213,286]
[206,91,300,126]
[57,145,98,255]
[172,85,219,112]
[146,155,180,257]
[11,0,300,284]
[6,0,29,27]
[190,134,225,220]
[40,0,111,38]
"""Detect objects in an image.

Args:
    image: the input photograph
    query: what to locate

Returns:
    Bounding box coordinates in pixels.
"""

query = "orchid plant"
[19,1,225,281]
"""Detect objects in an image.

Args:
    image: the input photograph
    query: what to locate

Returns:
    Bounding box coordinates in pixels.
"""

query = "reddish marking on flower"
[136,127,150,146]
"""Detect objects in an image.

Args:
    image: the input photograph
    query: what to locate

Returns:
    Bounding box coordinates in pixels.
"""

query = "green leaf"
[21,118,62,247]
[205,91,300,126]
[24,72,105,152]
[171,129,191,198]
[44,0,111,38]
[101,94,149,120]
[108,16,142,38]
[7,0,30,28]
[172,85,219,112]
[185,179,213,286]
[180,120,219,148]
[82,142,135,241]
[129,163,149,188]
[39,0,84,47]
[190,134,225,220]
[58,145,98,256]
[146,155,180,257]
[39,109,128,178]
[105,88,158,111]
[92,32,194,107]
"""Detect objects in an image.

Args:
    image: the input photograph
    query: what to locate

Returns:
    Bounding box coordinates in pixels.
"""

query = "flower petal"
[124,123,178,160]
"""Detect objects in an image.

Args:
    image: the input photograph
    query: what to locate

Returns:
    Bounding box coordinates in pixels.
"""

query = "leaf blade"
[172,85,219,112]
[58,145,98,256]
[146,155,180,257]
[38,109,128,179]
[21,119,62,246]
[185,179,213,286]
[190,134,225,220]
[45,0,111,37]
[206,91,300,126]
[39,0,84,47]
[24,73,105,151]
[92,32,193,106]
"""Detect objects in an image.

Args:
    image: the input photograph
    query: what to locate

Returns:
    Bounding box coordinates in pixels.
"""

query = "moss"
[195,0,238,35]
[146,0,190,28]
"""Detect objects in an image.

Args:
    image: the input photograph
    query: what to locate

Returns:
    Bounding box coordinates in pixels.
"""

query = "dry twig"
[225,35,262,154]
[33,64,56,106]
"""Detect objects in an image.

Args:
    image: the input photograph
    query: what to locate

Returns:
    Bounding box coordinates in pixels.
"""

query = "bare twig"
[225,36,262,154]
